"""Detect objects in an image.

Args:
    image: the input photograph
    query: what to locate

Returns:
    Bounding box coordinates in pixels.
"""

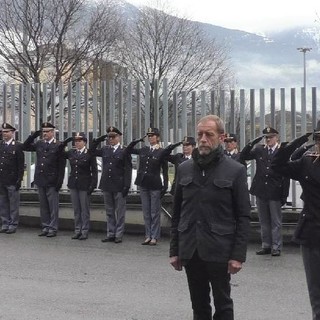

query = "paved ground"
[0,228,312,320]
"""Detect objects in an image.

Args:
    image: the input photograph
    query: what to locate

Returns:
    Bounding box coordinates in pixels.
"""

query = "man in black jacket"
[23,122,66,237]
[271,123,320,320]
[240,126,290,256]
[0,123,24,234]
[169,115,250,320]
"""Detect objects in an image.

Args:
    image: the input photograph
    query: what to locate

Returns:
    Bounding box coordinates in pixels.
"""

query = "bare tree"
[116,3,234,124]
[0,0,124,84]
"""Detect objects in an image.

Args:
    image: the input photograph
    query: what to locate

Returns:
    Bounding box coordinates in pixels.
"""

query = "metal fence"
[0,80,319,207]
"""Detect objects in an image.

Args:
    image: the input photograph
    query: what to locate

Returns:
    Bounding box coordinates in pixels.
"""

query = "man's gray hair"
[197,115,225,134]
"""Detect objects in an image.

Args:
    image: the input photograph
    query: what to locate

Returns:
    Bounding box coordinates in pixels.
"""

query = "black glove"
[15,181,21,191]
[87,186,94,195]
[94,134,108,144]
[31,130,41,139]
[160,187,167,198]
[63,137,73,146]
[164,141,183,153]
[121,186,129,197]
[249,135,265,146]
[127,136,147,149]
[55,184,62,192]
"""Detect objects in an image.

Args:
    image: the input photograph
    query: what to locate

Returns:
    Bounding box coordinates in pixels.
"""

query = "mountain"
[122,1,319,90]
[197,23,319,89]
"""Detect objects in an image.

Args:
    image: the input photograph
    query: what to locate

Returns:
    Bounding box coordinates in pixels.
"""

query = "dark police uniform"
[127,127,168,244]
[0,123,24,233]
[240,127,289,254]
[271,128,320,319]
[90,126,132,243]
[224,133,246,165]
[63,132,98,240]
[165,136,196,194]
[23,122,66,237]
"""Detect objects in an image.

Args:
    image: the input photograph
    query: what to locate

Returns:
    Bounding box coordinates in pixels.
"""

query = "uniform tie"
[268,148,273,155]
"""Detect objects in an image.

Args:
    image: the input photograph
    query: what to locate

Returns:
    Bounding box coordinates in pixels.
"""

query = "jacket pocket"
[179,175,193,186]
[210,223,235,235]
[213,179,232,189]
[178,219,190,232]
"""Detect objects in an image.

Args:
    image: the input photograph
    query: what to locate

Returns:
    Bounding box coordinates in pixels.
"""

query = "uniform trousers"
[301,245,320,320]
[139,187,161,240]
[70,189,90,236]
[256,197,282,250]
[184,251,233,320]
[0,185,20,231]
[37,186,59,233]
[103,191,126,238]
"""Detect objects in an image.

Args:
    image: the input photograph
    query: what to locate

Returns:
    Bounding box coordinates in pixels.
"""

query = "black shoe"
[271,249,281,256]
[0,229,9,233]
[256,248,271,255]
[6,229,16,234]
[114,237,122,243]
[149,239,157,246]
[141,238,151,245]
[46,232,57,238]
[101,237,115,243]
[71,233,81,239]
[79,234,88,240]
[38,231,48,237]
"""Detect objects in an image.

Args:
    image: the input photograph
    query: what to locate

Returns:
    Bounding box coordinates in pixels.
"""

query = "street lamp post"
[297,47,312,133]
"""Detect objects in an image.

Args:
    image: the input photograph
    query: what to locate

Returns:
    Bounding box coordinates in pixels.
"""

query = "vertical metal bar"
[239,89,245,149]
[75,81,81,132]
[290,88,297,207]
[42,83,47,122]
[118,79,123,134]
[154,78,159,129]
[250,89,256,139]
[280,88,286,142]
[172,91,178,143]
[230,90,235,133]
[67,82,73,138]
[201,90,206,118]
[109,80,115,126]
[270,88,275,128]
[144,80,150,135]
[25,83,32,188]
[18,84,23,139]
[10,84,15,126]
[191,91,197,138]
[58,82,64,137]
[2,84,7,122]
[92,81,98,139]
[162,78,169,147]
[126,79,133,145]
[259,89,265,133]
[83,82,89,142]
[311,87,317,130]
[301,87,307,134]
[210,90,215,115]
[51,82,56,126]
[181,91,187,138]
[136,81,141,139]
[34,83,41,129]
[219,90,225,123]
[101,81,107,134]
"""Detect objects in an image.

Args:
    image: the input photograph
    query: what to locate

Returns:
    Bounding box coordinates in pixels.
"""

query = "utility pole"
[297,47,312,134]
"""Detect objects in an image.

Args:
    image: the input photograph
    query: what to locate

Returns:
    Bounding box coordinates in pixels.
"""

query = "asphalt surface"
[0,228,312,320]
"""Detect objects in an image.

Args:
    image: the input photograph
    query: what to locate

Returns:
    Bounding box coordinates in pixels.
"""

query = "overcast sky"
[126,0,319,34]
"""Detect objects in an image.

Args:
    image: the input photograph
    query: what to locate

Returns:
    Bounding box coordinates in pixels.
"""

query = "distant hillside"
[122,1,320,90]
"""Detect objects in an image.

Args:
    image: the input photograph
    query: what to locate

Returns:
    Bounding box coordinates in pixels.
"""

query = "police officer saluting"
[0,123,24,234]
[23,122,66,237]
[61,132,98,240]
[90,126,132,243]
